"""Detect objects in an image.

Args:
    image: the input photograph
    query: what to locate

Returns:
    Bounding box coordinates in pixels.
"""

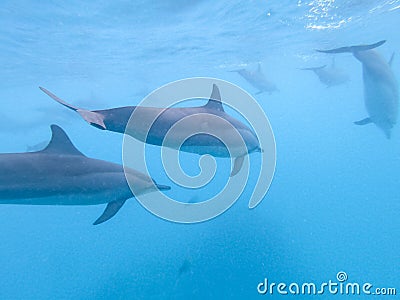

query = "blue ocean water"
[0,0,399,299]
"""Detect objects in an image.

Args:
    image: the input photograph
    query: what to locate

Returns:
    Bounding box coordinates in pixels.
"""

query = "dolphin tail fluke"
[354,117,372,125]
[93,199,127,225]
[39,87,106,130]
[300,65,327,71]
[39,87,79,111]
[316,40,386,54]
[230,156,244,177]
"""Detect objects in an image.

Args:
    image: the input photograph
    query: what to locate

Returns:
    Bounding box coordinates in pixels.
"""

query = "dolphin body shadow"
[0,125,170,225]
[300,57,349,87]
[40,84,262,176]
[231,63,279,95]
[317,40,398,139]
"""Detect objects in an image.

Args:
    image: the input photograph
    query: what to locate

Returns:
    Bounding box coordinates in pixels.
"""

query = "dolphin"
[173,258,194,290]
[178,259,192,276]
[0,125,170,225]
[300,57,349,87]
[317,40,399,138]
[39,84,262,176]
[231,63,278,94]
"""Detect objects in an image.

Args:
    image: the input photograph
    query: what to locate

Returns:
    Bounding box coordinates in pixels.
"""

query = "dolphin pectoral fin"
[388,52,395,67]
[229,69,245,73]
[354,117,372,125]
[230,156,245,177]
[255,90,264,95]
[300,65,327,71]
[77,109,106,130]
[316,40,386,54]
[93,199,127,225]
[155,184,171,191]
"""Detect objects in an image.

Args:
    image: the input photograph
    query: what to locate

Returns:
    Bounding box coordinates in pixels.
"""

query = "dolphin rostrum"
[300,57,349,87]
[0,125,170,225]
[317,40,398,138]
[39,84,262,176]
[231,63,278,94]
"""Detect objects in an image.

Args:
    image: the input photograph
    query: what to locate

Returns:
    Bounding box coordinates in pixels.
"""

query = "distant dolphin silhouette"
[300,57,349,87]
[173,258,193,291]
[178,259,192,276]
[317,40,398,138]
[0,125,170,225]
[231,63,278,94]
[40,84,262,176]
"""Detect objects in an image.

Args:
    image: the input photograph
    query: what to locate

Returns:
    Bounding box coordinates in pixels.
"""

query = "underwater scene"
[0,1,399,299]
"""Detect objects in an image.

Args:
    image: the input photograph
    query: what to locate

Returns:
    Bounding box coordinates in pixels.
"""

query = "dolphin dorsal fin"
[204,84,224,112]
[41,125,85,156]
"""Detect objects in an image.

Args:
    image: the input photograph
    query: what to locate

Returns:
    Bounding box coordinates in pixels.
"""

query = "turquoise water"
[0,1,399,299]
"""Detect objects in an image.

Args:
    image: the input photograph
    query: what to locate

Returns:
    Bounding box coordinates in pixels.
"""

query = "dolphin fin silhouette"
[316,40,386,54]
[300,65,327,71]
[354,117,372,125]
[41,125,86,156]
[39,87,106,130]
[230,156,244,177]
[93,199,127,225]
[203,84,224,112]
[388,52,395,67]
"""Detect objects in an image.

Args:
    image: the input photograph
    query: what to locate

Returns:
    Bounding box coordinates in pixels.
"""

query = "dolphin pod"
[317,40,399,138]
[39,84,262,176]
[300,57,349,87]
[1,40,396,225]
[0,125,170,225]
